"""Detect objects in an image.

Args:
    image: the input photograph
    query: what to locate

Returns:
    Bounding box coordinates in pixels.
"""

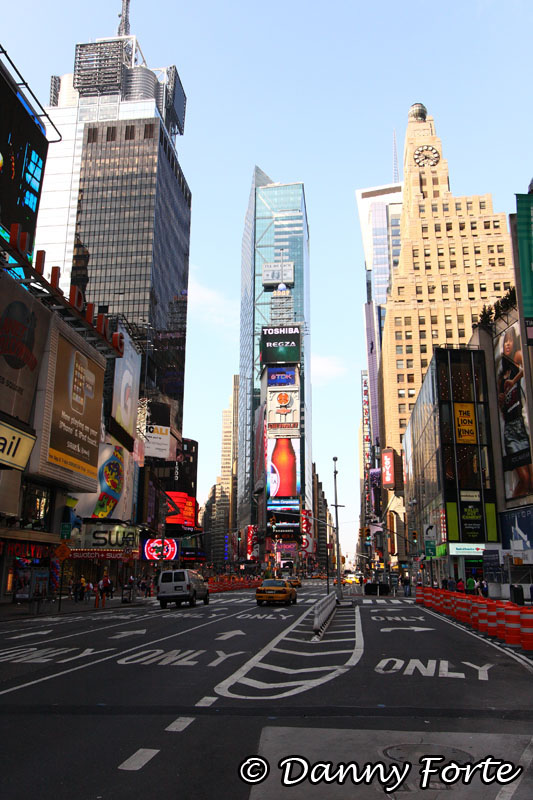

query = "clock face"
[413,145,440,167]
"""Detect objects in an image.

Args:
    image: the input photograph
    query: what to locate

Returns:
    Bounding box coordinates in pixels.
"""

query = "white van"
[157,569,209,609]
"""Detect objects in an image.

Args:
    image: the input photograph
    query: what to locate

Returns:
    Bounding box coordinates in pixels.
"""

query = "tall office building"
[238,167,312,530]
[356,182,403,461]
[379,103,514,563]
[34,4,191,423]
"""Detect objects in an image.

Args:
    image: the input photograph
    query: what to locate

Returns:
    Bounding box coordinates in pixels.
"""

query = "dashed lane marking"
[165,716,195,732]
[195,696,217,707]
[118,749,159,771]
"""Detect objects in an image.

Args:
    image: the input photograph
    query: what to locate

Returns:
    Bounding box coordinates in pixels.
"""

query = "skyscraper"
[238,167,312,532]
[34,3,190,424]
[378,103,514,564]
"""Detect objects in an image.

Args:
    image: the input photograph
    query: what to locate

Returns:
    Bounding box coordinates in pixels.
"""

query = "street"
[0,583,532,799]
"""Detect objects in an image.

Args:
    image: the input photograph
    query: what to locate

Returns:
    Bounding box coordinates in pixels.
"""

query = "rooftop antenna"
[117,0,131,36]
[392,129,399,184]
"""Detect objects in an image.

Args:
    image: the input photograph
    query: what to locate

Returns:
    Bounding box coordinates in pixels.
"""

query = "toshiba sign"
[260,326,301,365]
[381,449,395,489]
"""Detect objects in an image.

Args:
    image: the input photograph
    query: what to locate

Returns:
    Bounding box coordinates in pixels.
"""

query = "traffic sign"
[60,523,71,540]
[425,540,436,557]
[55,542,72,561]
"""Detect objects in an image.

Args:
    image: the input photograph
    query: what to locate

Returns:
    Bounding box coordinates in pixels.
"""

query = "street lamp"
[332,457,344,602]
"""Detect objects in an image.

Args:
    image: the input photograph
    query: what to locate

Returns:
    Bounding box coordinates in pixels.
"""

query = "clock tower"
[377,102,514,565]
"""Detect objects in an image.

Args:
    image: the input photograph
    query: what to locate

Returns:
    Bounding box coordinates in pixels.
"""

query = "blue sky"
[5,0,533,555]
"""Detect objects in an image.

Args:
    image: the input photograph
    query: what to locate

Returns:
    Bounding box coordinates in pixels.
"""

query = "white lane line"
[495,735,533,799]
[318,637,355,643]
[195,696,217,707]
[118,749,159,771]
[273,647,353,656]
[253,662,336,674]
[0,608,252,697]
[165,716,195,732]
[362,599,373,604]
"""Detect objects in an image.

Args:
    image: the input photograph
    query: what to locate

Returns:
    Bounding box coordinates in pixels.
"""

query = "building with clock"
[378,102,514,567]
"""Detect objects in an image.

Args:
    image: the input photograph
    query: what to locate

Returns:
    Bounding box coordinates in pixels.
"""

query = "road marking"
[8,630,53,639]
[196,696,217,707]
[109,630,147,639]
[216,630,245,640]
[118,749,159,771]
[165,716,195,732]
[274,646,353,656]
[495,735,533,799]
[374,658,494,679]
[0,609,253,697]
[380,626,434,632]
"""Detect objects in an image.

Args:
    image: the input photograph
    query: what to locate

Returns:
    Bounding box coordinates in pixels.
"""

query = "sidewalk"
[0,592,151,622]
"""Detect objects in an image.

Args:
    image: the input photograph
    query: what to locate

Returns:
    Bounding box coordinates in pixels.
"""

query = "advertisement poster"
[74,444,135,521]
[111,323,141,437]
[266,386,300,437]
[0,272,51,422]
[454,403,477,444]
[47,335,104,479]
[493,320,533,499]
[267,367,296,387]
[460,501,485,543]
[516,194,533,342]
[260,325,301,365]
[267,438,301,499]
[165,491,196,527]
[144,401,171,459]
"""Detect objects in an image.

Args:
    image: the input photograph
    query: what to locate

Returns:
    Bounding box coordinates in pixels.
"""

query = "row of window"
[413,244,505,257]
[421,218,501,236]
[397,280,510,300]
[87,123,156,144]
[418,199,488,215]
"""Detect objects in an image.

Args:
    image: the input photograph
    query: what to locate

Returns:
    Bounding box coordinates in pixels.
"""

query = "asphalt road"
[0,582,532,800]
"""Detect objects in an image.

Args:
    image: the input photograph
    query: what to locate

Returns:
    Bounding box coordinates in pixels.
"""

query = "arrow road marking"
[109,630,147,639]
[380,626,434,633]
[8,630,53,639]
[216,630,245,641]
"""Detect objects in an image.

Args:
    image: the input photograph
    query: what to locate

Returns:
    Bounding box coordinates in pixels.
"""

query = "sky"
[4,0,533,556]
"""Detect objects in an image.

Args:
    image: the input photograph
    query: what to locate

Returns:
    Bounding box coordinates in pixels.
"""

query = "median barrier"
[477,599,489,634]
[495,602,508,642]
[312,592,337,636]
[486,602,498,638]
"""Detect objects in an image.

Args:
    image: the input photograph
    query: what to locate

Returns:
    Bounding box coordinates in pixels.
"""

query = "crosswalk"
[360,598,415,605]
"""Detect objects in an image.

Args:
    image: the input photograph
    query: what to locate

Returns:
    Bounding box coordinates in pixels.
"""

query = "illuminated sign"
[0,419,36,470]
[166,491,196,527]
[266,386,300,436]
[141,538,179,561]
[267,367,296,387]
[454,403,477,444]
[381,449,395,489]
[260,326,301,365]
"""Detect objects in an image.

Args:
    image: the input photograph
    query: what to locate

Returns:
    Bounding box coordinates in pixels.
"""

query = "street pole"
[333,457,343,602]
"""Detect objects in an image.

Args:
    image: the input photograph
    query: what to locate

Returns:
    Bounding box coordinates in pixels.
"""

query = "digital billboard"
[267,366,296,387]
[0,272,51,423]
[516,194,533,343]
[0,63,48,249]
[165,491,196,527]
[267,437,301,499]
[493,320,533,499]
[266,387,300,437]
[144,401,171,459]
[381,449,395,489]
[141,538,180,561]
[74,444,136,521]
[47,335,104,479]
[260,325,301,365]
[111,323,141,438]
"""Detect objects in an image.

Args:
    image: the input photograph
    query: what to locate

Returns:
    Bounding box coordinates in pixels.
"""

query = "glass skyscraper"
[34,20,190,423]
[238,167,312,529]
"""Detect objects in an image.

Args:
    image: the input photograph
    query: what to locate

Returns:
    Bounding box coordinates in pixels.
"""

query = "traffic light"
[364,527,371,545]
[412,530,418,544]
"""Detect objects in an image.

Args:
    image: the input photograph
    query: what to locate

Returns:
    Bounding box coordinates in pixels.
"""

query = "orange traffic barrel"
[455,594,468,623]
[415,586,424,605]
[486,602,497,637]
[495,602,508,641]
[477,600,488,634]
[504,604,522,646]
[520,607,533,651]
[442,592,451,616]
[463,595,473,626]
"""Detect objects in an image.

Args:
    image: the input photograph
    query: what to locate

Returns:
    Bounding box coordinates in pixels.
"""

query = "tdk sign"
[261,326,301,365]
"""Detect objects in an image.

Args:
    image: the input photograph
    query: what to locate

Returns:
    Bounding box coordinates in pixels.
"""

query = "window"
[480,283,487,293]
[408,388,416,397]
[420,330,426,339]
[438,261,444,269]
[497,244,504,253]
[405,330,412,339]
[470,221,477,231]
[416,286,423,295]
[459,329,465,338]
[396,346,403,354]
[420,344,427,353]
[442,284,449,294]
[458,315,464,323]
[474,245,481,254]
[463,247,469,254]
[464,260,470,268]
[431,315,438,324]
[422,225,428,236]
[394,317,402,326]
[413,262,420,270]
[398,404,406,413]
[432,177,439,186]
[419,316,426,325]
[424,248,431,257]
[404,316,412,325]
[396,360,405,369]
[455,202,462,212]
[409,403,415,411]
[484,220,491,229]
[106,126,116,142]
[406,359,414,368]
[445,315,452,324]
[471,313,478,324]
[503,282,511,290]
[397,374,405,383]
[498,258,506,266]
[488,245,495,253]
[400,419,407,428]
[413,249,419,257]
[493,282,501,292]
[468,283,475,293]
[493,220,500,229]
[419,205,426,214]
[406,345,413,353]
[407,374,415,383]
[449,246,456,256]
[395,331,402,340]
[144,123,155,139]
[398,389,406,398]
[446,329,453,338]
[428,285,435,294]
[450,260,457,269]
[432,329,439,339]
[437,247,444,256]
[421,360,427,369]
[432,204,438,213]
[454,284,461,294]
[446,222,453,232]
[443,203,449,212]
[125,125,135,140]
[398,286,404,296]
[87,127,98,144]
[480,201,486,210]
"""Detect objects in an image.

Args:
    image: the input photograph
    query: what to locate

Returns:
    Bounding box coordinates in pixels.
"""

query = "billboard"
[47,335,104,479]
[260,325,301,365]
[0,272,51,423]
[267,437,301,499]
[266,386,300,437]
[111,323,141,438]
[141,537,180,561]
[262,261,294,287]
[516,194,533,343]
[144,401,171,459]
[267,366,296,387]
[0,63,48,249]
[74,444,136,520]
[165,491,196,527]
[381,449,395,489]
[493,320,533,499]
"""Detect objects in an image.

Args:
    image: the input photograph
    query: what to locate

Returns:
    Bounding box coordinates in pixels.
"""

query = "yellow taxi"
[287,576,301,588]
[256,579,297,606]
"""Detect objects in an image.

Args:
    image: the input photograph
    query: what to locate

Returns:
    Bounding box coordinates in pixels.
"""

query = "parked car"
[256,579,297,606]
[157,569,209,608]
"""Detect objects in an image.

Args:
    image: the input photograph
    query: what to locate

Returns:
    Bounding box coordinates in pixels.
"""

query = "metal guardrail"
[312,592,337,634]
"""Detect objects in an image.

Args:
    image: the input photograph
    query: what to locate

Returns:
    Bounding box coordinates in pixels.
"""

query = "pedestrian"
[402,575,411,597]
[466,575,476,595]
[84,580,93,602]
[68,578,74,600]
[441,577,448,590]
[481,579,489,598]
[456,578,465,592]
[448,576,456,592]
[145,578,152,598]
[78,577,86,602]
